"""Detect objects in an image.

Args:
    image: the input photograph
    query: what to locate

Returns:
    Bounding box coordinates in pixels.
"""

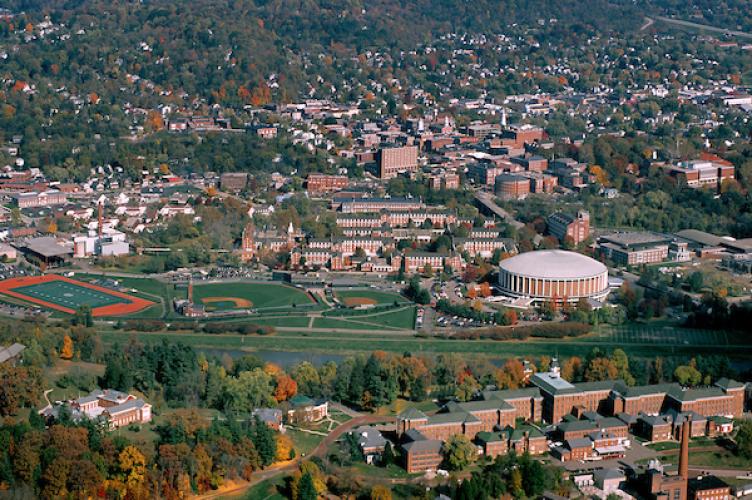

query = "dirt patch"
[341,297,377,307]
[201,296,253,308]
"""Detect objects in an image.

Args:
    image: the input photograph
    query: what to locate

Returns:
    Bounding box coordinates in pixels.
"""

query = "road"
[474,191,525,229]
[201,414,395,499]
[651,15,752,39]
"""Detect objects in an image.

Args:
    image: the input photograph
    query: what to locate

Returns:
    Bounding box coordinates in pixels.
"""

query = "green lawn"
[287,428,325,456]
[661,449,751,469]
[249,316,311,328]
[335,288,407,307]
[193,282,313,310]
[244,477,286,500]
[313,307,416,330]
[99,327,752,360]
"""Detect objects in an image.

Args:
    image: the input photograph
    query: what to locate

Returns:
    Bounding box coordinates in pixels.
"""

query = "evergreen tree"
[381,442,394,467]
[253,416,277,466]
[297,471,318,500]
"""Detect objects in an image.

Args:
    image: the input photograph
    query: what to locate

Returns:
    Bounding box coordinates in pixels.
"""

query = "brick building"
[306,173,349,194]
[377,145,419,179]
[495,174,530,200]
[547,211,590,245]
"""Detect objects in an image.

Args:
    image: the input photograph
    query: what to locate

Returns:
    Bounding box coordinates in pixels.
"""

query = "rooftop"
[500,250,607,280]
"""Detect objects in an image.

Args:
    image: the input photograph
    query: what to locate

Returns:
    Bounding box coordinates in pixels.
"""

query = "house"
[252,408,284,431]
[593,468,626,495]
[350,426,388,464]
[0,343,25,365]
[287,395,328,423]
[68,389,152,429]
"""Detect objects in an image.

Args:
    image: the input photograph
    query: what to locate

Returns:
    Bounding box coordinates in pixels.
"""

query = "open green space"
[334,288,408,306]
[193,282,313,310]
[660,449,751,469]
[98,328,752,360]
[313,307,416,330]
[286,428,326,456]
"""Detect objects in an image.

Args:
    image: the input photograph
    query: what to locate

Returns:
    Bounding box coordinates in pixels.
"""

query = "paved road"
[652,15,752,39]
[474,191,525,229]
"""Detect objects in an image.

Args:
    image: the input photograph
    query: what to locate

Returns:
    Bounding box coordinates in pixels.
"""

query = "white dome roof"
[500,250,607,280]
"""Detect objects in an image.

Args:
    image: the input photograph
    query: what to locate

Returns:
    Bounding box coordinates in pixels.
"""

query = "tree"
[674,364,702,387]
[610,349,634,386]
[584,357,618,382]
[296,471,318,500]
[561,356,583,382]
[223,368,275,411]
[119,445,147,492]
[275,433,295,461]
[371,485,392,500]
[60,335,74,360]
[442,434,476,471]
[495,358,526,390]
[735,420,752,459]
[253,416,277,467]
[274,374,298,402]
[382,441,395,466]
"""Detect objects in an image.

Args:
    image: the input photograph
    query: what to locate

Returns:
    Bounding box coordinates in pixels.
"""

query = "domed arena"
[498,250,610,303]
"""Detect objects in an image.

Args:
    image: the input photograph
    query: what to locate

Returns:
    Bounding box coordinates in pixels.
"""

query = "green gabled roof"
[715,378,744,390]
[573,380,622,393]
[709,415,733,424]
[289,395,315,407]
[612,382,678,398]
[558,420,598,432]
[482,387,543,401]
[425,411,476,426]
[398,407,428,420]
[476,431,507,444]
[667,385,727,402]
[450,399,515,413]
[510,424,544,441]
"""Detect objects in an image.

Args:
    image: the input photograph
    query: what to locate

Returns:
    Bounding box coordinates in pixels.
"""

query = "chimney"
[678,416,690,479]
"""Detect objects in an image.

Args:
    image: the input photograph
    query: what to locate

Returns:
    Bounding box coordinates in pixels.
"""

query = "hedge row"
[453,322,591,341]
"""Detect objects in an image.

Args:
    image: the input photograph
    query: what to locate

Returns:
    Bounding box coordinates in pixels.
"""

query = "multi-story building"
[306,173,349,194]
[495,174,530,200]
[597,232,671,266]
[454,237,517,258]
[403,251,464,273]
[668,160,735,189]
[12,189,66,208]
[377,145,419,179]
[338,197,425,213]
[547,211,590,245]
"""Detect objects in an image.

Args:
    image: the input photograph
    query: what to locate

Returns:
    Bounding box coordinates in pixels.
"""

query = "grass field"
[99,327,752,360]
[192,282,313,310]
[591,323,749,347]
[335,289,407,307]
[313,307,416,330]
[15,281,129,309]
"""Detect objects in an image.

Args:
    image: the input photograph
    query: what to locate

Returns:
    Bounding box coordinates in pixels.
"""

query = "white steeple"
[417,117,425,132]
[501,108,508,127]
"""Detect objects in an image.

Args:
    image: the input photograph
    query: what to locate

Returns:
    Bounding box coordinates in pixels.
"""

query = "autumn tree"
[119,445,147,494]
[495,358,526,390]
[60,335,74,360]
[274,374,297,402]
[584,357,618,382]
[371,485,392,500]
[275,433,294,461]
[560,356,583,382]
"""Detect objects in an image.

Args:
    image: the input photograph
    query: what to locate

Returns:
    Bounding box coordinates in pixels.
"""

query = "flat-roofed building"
[668,160,734,189]
[597,232,671,266]
[377,145,418,179]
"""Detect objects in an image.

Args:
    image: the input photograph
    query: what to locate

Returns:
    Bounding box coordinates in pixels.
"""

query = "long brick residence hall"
[396,360,747,473]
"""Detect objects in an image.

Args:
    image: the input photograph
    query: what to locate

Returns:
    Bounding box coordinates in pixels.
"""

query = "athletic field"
[0,275,154,316]
[192,282,314,310]
[334,289,407,307]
